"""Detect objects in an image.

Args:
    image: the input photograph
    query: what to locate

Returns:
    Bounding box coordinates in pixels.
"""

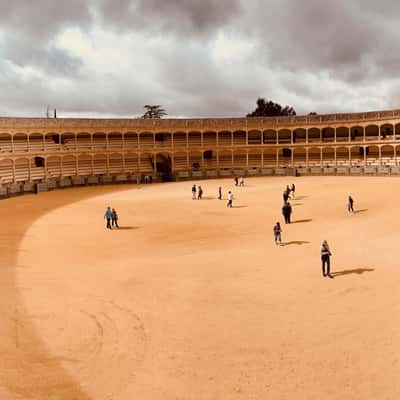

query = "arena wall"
[1,109,400,195]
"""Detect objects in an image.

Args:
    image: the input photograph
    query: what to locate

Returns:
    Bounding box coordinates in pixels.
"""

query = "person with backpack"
[273,222,282,245]
[320,240,332,277]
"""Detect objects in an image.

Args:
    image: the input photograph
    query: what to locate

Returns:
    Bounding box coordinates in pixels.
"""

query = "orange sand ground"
[0,176,399,399]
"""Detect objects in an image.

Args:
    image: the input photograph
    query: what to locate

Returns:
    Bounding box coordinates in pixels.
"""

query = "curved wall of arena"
[1,109,400,195]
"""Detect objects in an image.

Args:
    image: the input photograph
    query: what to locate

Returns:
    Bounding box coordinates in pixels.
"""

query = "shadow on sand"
[293,195,308,200]
[115,226,139,230]
[354,209,368,214]
[291,219,312,224]
[330,268,374,278]
[281,241,310,246]
[232,205,248,209]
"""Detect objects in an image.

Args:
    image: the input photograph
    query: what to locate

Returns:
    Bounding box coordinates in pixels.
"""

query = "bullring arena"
[1,111,400,399]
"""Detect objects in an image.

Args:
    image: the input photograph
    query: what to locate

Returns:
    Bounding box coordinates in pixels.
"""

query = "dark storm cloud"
[1,0,400,117]
[97,0,242,36]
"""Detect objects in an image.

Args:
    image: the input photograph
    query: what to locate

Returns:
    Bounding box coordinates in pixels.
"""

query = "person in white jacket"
[227,191,233,208]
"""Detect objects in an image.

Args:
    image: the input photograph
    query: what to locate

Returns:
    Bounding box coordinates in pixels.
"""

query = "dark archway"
[156,153,173,181]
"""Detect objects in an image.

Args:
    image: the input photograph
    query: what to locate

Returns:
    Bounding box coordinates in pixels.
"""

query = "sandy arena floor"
[0,176,399,399]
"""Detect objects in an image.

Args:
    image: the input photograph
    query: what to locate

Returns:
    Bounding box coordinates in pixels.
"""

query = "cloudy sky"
[1,0,399,118]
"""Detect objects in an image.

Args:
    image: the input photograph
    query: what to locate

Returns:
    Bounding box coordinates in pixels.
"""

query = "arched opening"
[156,153,173,181]
[203,131,217,146]
[93,154,107,175]
[139,153,154,173]
[92,133,107,150]
[173,132,187,147]
[0,159,13,183]
[124,153,139,172]
[248,150,262,167]
[396,146,400,166]
[380,124,394,140]
[203,150,217,169]
[31,157,45,180]
[108,153,124,173]
[350,146,363,166]
[173,152,188,171]
[308,128,320,143]
[350,126,363,142]
[263,130,277,144]
[336,127,349,142]
[189,151,202,171]
[45,132,60,150]
[293,147,307,167]
[155,132,172,147]
[108,132,123,149]
[139,132,154,148]
[62,155,76,176]
[188,131,201,147]
[233,151,246,168]
[336,147,349,166]
[322,147,335,166]
[293,128,306,144]
[365,146,379,166]
[13,133,28,152]
[365,125,379,141]
[77,154,92,175]
[218,151,233,169]
[381,145,395,166]
[76,133,91,150]
[15,158,29,182]
[278,148,292,167]
[61,133,75,149]
[277,129,291,144]
[0,133,12,152]
[125,132,139,149]
[308,148,321,166]
[218,131,232,146]
[395,124,400,140]
[29,133,44,151]
[46,156,62,177]
[248,130,262,145]
[233,130,246,145]
[322,127,335,142]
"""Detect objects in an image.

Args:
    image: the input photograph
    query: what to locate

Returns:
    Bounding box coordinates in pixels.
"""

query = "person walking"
[282,201,292,224]
[283,190,289,203]
[234,176,239,186]
[239,177,244,186]
[348,195,354,213]
[273,222,282,245]
[291,183,296,198]
[320,240,332,277]
[111,208,119,228]
[198,185,203,200]
[218,186,222,200]
[192,184,197,199]
[227,191,233,208]
[104,206,112,229]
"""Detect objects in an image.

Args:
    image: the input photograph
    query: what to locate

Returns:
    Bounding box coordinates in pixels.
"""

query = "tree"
[308,112,317,115]
[141,105,167,119]
[247,98,296,117]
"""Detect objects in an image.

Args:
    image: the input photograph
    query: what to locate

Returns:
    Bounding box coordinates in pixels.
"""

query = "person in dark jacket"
[218,186,222,200]
[283,190,289,203]
[111,208,119,228]
[320,240,332,277]
[282,202,292,224]
[192,184,197,199]
[291,183,296,198]
[348,195,354,213]
[273,222,282,245]
[197,185,203,200]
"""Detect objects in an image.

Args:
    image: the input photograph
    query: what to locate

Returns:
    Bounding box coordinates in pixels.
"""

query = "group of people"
[104,206,119,229]
[234,176,245,187]
[191,184,204,200]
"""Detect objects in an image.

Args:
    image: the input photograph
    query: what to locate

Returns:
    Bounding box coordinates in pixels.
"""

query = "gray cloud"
[0,0,400,118]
